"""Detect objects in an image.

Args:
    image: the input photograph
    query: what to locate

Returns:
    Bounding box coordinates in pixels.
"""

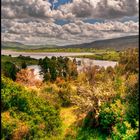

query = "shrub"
[58,83,77,107]
[125,74,139,128]
[112,121,139,140]
[1,76,61,139]
[16,69,42,87]
[118,48,139,74]
[99,100,125,133]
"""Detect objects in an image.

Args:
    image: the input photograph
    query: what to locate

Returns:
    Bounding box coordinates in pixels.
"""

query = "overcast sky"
[2,0,139,46]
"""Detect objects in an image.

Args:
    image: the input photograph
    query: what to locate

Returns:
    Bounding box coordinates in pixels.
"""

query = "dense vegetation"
[1,48,139,139]
[1,76,61,139]
[1,55,38,80]
[2,46,115,53]
[2,55,38,66]
[39,56,78,81]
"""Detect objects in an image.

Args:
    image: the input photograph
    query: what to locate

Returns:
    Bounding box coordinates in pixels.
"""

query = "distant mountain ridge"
[2,35,139,50]
[60,35,139,50]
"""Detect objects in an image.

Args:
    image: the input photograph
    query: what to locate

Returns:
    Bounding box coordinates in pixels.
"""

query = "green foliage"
[58,83,77,107]
[2,61,19,81]
[1,48,139,139]
[1,76,61,139]
[1,55,38,68]
[58,88,72,107]
[40,83,61,109]
[111,121,139,140]
[125,74,139,128]
[118,48,139,74]
[73,51,120,61]
[80,49,139,139]
[39,56,78,81]
[99,100,125,132]
[8,47,102,53]
[76,128,108,140]
[21,61,27,69]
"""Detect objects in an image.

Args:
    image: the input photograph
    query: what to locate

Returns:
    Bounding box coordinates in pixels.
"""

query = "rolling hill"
[2,35,139,51]
[61,35,139,50]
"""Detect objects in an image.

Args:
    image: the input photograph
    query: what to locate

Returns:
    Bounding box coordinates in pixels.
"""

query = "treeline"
[39,56,78,81]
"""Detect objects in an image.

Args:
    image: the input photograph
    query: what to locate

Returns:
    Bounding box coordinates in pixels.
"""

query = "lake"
[2,50,94,59]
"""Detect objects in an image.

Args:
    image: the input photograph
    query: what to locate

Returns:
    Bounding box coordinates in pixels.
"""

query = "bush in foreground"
[1,76,61,139]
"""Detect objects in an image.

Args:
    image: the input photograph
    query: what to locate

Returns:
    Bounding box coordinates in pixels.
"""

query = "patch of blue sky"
[55,18,105,25]
[49,0,72,9]
[83,18,104,24]
[118,16,139,22]
[55,19,71,25]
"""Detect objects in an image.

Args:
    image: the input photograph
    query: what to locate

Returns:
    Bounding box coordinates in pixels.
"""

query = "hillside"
[2,35,139,51]
[1,42,57,50]
[61,35,139,50]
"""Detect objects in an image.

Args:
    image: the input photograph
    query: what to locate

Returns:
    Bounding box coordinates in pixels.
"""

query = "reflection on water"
[75,58,117,71]
[27,65,43,81]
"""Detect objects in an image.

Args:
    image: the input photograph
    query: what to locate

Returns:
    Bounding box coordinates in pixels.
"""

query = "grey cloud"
[1,0,74,19]
[94,0,138,19]
[2,0,139,20]
[3,19,139,35]
[60,0,139,19]
[63,23,81,34]
[2,19,138,45]
[2,0,52,18]
[1,0,139,46]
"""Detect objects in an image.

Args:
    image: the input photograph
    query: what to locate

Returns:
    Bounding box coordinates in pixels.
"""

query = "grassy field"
[1,55,38,67]
[71,51,120,61]
[2,45,116,53]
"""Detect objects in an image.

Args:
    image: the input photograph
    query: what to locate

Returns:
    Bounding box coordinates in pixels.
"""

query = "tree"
[21,61,27,69]
[39,56,78,82]
[118,48,139,74]
[44,72,51,81]
[65,59,78,80]
[2,61,19,81]
[50,59,58,81]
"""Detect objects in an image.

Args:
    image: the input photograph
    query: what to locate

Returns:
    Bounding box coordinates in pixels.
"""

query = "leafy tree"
[2,61,19,81]
[39,56,78,81]
[118,48,139,74]
[21,61,27,69]
[44,72,51,81]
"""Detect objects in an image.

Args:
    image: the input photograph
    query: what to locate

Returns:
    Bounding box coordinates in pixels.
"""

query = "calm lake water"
[2,50,118,80]
[2,50,93,59]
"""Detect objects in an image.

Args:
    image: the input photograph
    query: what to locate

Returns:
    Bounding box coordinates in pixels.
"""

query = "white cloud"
[2,0,52,18]
[2,0,139,19]
[59,0,139,19]
[2,19,138,45]
[1,0,139,45]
